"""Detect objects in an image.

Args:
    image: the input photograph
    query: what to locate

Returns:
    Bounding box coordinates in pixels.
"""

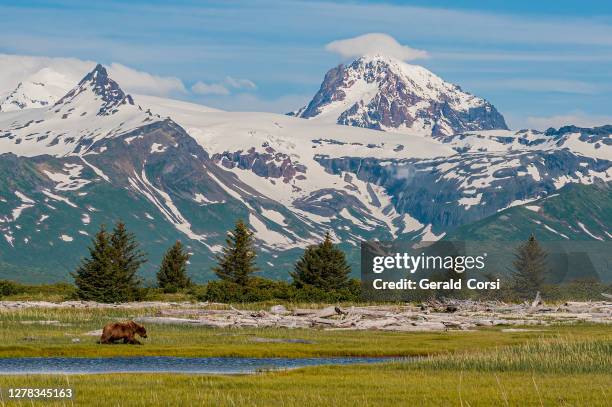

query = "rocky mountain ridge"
[291,55,508,137]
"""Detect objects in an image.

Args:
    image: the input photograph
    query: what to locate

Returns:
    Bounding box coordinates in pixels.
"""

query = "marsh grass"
[0,311,609,406]
[0,366,609,406]
[416,335,612,374]
[417,333,612,376]
[1,306,610,359]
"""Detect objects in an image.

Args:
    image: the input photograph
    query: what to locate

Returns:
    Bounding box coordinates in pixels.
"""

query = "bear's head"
[131,321,147,338]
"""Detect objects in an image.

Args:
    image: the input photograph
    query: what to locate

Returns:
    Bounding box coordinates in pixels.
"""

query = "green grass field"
[0,306,610,358]
[0,307,610,406]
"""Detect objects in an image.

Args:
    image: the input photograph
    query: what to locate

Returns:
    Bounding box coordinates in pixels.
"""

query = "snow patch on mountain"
[59,234,74,242]
[577,221,604,241]
[43,163,90,191]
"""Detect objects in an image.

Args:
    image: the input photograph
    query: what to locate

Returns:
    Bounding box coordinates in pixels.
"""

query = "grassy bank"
[0,336,609,406]
[0,307,610,358]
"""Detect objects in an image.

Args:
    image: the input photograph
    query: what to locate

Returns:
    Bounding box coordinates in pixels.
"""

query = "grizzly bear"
[98,321,148,345]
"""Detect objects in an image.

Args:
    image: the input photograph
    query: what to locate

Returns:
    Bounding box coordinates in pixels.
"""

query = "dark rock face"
[432,104,508,137]
[212,144,306,183]
[292,65,346,119]
[292,57,508,136]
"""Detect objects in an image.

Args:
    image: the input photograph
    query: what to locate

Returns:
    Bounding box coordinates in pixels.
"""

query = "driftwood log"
[131,299,611,332]
[2,299,611,332]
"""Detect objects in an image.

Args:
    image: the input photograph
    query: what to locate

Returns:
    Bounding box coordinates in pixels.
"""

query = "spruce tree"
[213,219,258,285]
[109,221,146,301]
[157,241,192,292]
[72,222,146,303]
[511,234,548,299]
[291,232,351,290]
[72,225,118,302]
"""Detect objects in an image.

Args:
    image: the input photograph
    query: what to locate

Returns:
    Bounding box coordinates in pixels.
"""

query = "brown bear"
[98,321,148,345]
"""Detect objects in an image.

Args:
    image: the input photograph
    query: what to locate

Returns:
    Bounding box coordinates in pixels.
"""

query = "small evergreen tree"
[72,225,118,302]
[511,234,548,299]
[291,232,351,290]
[213,219,258,285]
[72,222,146,303]
[157,241,192,292]
[109,221,146,301]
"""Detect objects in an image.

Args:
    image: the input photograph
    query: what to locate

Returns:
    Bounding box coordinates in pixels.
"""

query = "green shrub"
[21,283,77,301]
[0,280,23,297]
[542,279,612,301]
[198,277,360,303]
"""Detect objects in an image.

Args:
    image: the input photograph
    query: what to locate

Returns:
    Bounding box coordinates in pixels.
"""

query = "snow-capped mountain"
[291,55,508,137]
[0,67,77,112]
[0,62,610,283]
[0,64,157,157]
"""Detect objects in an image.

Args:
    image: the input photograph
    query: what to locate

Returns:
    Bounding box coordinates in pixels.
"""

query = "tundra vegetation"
[0,306,609,406]
[0,223,610,405]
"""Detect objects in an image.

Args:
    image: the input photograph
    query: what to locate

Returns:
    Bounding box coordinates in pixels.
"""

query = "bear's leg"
[128,336,142,345]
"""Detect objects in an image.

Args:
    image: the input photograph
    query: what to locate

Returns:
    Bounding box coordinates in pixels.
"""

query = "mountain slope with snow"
[0,61,610,282]
[0,64,159,157]
[291,55,508,137]
[446,182,612,243]
[0,67,79,112]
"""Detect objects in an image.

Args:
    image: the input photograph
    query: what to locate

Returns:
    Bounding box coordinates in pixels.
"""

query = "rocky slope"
[291,55,508,137]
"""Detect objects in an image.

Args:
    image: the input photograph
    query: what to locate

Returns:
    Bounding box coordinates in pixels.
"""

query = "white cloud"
[225,76,256,90]
[192,93,310,113]
[191,76,256,95]
[107,63,186,96]
[0,54,186,97]
[191,81,231,95]
[0,54,91,97]
[325,33,429,61]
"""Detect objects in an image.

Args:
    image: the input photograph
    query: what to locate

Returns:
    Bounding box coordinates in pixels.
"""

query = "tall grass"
[0,318,609,405]
[416,336,611,374]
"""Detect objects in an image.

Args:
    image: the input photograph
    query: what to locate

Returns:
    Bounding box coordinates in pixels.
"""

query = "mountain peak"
[291,56,508,137]
[0,68,76,112]
[86,63,109,82]
[54,63,135,115]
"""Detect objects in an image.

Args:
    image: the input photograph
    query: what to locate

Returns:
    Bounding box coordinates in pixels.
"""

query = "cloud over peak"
[191,76,257,95]
[0,54,187,97]
[325,33,429,61]
[107,63,187,95]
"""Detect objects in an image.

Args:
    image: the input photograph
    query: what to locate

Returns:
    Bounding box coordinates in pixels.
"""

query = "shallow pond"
[0,356,393,375]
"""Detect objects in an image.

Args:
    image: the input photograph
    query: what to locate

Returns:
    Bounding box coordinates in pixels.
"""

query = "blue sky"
[1,0,612,129]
